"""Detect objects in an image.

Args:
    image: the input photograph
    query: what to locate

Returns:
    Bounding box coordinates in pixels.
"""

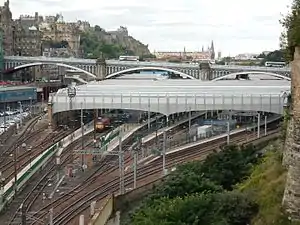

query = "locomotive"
[95,117,111,132]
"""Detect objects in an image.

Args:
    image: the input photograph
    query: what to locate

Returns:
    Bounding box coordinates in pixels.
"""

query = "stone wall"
[282,47,300,219]
[283,117,294,167]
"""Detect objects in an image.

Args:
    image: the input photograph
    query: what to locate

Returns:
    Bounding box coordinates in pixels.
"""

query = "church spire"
[210,40,215,60]
[211,40,215,52]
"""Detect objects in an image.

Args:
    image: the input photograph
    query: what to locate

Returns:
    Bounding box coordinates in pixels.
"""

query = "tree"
[125,144,260,225]
[199,144,259,190]
[259,50,285,66]
[80,30,138,59]
[129,192,257,225]
[280,0,300,61]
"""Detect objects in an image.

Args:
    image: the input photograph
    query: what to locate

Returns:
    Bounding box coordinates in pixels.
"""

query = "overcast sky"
[7,0,293,56]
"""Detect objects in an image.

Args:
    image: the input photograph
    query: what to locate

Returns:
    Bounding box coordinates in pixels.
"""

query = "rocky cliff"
[80,26,152,59]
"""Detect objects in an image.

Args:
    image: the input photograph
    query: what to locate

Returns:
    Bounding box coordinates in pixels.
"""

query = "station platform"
[104,123,140,152]
[141,112,204,144]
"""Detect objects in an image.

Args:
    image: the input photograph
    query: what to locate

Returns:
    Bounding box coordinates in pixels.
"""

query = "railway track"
[2,129,112,225]
[53,130,280,225]
[0,128,71,183]
[0,117,41,157]
[2,117,280,225]
[28,125,280,225]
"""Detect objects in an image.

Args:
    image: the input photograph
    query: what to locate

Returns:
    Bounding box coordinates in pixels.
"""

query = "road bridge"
[50,79,290,125]
[4,56,290,80]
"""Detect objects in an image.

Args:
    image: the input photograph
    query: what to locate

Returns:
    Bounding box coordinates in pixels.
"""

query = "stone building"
[0,0,14,56]
[39,14,81,57]
[154,41,215,62]
[13,15,42,56]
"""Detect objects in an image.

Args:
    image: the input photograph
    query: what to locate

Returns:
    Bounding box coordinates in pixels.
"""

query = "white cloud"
[9,0,293,55]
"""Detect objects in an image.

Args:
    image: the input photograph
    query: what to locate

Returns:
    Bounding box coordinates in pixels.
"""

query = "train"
[95,117,111,132]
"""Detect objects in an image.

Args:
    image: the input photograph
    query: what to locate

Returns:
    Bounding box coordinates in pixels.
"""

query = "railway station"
[0,69,290,225]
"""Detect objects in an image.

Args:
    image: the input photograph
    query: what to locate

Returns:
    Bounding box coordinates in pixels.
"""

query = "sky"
[5,0,294,56]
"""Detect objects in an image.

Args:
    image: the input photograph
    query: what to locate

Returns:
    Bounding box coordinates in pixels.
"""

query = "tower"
[210,40,215,60]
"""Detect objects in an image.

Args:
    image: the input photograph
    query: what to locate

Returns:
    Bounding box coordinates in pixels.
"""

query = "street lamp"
[67,84,76,128]
[18,101,23,126]
[13,143,26,196]
[27,145,32,168]
[29,97,32,117]
[7,106,10,121]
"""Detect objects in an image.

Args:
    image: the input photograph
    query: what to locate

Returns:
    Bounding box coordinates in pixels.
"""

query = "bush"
[129,192,258,225]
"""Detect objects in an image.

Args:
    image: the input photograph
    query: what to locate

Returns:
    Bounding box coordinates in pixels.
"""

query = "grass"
[239,141,300,225]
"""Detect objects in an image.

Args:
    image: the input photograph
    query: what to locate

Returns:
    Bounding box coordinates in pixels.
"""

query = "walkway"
[104,123,140,152]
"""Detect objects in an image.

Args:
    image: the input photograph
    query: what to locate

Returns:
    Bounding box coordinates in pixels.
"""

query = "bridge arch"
[212,71,291,81]
[4,62,97,79]
[105,66,196,79]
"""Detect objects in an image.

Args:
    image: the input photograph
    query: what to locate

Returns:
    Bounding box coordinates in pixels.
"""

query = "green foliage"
[131,192,258,225]
[80,31,127,59]
[79,27,152,59]
[280,0,300,61]
[200,144,260,190]
[238,144,300,225]
[259,50,285,66]
[149,168,222,200]
[124,144,261,225]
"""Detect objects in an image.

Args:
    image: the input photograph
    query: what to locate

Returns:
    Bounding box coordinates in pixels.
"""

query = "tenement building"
[0,0,14,56]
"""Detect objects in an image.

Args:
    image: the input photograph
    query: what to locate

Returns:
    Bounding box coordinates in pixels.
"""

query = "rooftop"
[0,86,36,92]
[57,79,290,97]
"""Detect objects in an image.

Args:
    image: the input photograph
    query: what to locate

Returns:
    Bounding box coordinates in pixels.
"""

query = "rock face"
[283,47,300,219]
[85,26,151,57]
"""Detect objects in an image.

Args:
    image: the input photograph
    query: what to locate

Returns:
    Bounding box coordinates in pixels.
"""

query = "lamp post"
[27,145,32,168]
[0,172,5,207]
[257,112,261,138]
[29,97,32,117]
[67,84,76,128]
[7,106,10,121]
[80,102,85,168]
[18,101,23,126]
[227,121,230,144]
[13,143,26,196]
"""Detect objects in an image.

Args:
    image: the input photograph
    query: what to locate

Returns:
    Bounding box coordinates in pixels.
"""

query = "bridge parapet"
[3,55,291,80]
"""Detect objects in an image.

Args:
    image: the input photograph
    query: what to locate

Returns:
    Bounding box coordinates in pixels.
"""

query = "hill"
[80,26,152,59]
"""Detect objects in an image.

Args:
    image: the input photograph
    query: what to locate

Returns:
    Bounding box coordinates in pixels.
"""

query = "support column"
[199,62,212,80]
[96,58,107,80]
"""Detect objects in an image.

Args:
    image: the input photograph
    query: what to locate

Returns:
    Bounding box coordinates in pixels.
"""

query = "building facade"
[0,29,4,72]
[13,19,42,56]
[154,41,215,61]
[0,0,13,56]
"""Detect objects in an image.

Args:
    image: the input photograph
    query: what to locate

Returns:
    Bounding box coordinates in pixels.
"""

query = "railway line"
[0,114,281,224]
[0,128,70,182]
[2,129,112,225]
[52,129,280,225]
[27,120,280,225]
